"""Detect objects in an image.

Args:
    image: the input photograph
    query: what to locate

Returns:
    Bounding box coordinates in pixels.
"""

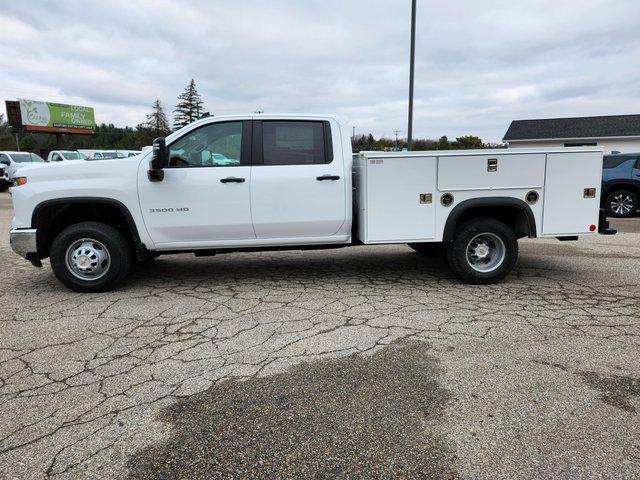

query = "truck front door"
[249,120,346,239]
[138,120,255,247]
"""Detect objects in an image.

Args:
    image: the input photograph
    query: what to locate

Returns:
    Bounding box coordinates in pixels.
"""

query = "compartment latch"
[419,193,432,204]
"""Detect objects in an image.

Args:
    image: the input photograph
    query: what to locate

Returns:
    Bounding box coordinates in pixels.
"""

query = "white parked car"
[0,151,46,192]
[93,151,126,160]
[8,114,616,292]
[80,150,142,160]
[118,150,143,157]
[47,151,87,162]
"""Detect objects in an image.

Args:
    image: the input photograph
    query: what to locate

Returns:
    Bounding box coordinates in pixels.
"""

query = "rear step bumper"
[598,208,617,235]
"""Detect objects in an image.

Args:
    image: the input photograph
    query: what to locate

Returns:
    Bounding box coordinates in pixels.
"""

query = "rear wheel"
[50,222,132,292]
[445,218,518,284]
[606,190,638,218]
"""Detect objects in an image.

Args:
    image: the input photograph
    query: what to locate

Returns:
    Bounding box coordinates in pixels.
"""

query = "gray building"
[503,114,640,153]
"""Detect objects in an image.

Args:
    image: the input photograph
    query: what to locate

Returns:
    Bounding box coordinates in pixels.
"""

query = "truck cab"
[8,114,614,292]
[140,115,351,249]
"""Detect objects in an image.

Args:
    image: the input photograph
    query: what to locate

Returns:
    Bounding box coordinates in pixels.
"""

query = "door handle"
[316,175,340,181]
[220,177,245,183]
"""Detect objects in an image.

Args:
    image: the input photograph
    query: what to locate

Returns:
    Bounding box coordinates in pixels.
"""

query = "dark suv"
[601,153,640,218]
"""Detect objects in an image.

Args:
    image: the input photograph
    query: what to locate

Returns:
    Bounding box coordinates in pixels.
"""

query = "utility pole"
[352,125,355,139]
[394,130,401,150]
[407,0,417,151]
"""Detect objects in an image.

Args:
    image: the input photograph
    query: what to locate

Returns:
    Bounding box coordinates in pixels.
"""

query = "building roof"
[503,114,640,141]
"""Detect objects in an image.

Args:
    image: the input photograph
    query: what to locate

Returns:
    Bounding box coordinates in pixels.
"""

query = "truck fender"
[442,197,537,242]
[31,197,144,256]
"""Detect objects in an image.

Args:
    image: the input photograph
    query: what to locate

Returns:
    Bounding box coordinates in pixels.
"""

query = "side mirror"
[148,137,168,182]
[0,159,10,166]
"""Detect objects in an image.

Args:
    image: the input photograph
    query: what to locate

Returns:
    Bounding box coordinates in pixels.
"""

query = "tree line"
[352,133,502,151]
[1,79,500,153]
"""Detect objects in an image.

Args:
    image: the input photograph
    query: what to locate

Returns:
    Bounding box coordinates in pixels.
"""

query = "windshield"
[11,153,35,163]
[61,152,85,160]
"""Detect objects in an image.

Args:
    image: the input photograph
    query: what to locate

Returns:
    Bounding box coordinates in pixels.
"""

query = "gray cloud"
[1,0,639,141]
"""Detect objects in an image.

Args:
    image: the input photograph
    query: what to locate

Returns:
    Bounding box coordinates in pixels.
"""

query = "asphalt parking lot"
[0,190,639,479]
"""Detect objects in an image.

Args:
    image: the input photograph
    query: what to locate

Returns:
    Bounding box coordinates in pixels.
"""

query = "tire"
[0,182,9,192]
[407,242,444,257]
[445,218,518,285]
[50,222,132,292]
[606,190,638,218]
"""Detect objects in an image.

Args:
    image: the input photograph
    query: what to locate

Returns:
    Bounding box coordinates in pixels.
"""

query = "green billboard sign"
[19,99,96,133]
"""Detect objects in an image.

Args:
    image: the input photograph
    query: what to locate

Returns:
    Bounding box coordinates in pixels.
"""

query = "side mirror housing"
[148,137,168,182]
[0,159,10,166]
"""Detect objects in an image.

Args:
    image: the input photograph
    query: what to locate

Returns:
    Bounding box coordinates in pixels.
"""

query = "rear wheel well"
[443,200,536,241]
[602,183,640,204]
[32,200,143,260]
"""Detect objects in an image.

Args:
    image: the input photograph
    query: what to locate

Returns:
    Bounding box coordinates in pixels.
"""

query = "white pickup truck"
[8,114,615,292]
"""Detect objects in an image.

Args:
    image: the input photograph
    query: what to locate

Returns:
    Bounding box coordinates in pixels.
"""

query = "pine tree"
[173,79,204,129]
[144,99,171,136]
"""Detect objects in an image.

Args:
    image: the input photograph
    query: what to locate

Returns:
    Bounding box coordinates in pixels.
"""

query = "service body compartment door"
[438,153,545,191]
[365,156,437,242]
[542,151,603,235]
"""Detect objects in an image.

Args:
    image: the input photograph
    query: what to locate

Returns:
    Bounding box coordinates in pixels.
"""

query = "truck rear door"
[542,150,603,235]
[249,120,346,239]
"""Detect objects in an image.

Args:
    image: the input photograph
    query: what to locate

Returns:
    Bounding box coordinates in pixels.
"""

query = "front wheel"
[0,181,9,192]
[50,222,132,292]
[445,218,518,284]
[606,190,638,218]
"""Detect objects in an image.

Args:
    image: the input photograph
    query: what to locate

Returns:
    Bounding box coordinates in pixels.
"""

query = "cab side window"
[261,121,332,165]
[51,153,61,162]
[168,122,245,167]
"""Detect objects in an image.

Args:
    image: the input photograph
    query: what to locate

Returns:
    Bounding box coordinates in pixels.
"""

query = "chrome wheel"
[610,194,634,216]
[466,232,506,273]
[65,238,111,281]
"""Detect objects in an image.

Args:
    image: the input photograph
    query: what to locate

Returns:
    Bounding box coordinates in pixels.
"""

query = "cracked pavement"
[0,191,639,479]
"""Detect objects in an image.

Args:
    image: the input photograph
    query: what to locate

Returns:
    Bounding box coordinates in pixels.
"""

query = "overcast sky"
[1,0,639,142]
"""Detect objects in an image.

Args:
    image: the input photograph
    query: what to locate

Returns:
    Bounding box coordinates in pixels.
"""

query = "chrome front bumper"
[9,228,38,259]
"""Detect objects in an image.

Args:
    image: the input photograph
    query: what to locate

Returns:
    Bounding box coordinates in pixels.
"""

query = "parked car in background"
[119,150,142,157]
[77,149,102,159]
[96,151,126,159]
[47,151,87,162]
[0,151,46,192]
[79,150,142,160]
[601,152,640,217]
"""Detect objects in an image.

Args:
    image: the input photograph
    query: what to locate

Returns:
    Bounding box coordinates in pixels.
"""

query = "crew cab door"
[249,120,346,239]
[138,120,254,247]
